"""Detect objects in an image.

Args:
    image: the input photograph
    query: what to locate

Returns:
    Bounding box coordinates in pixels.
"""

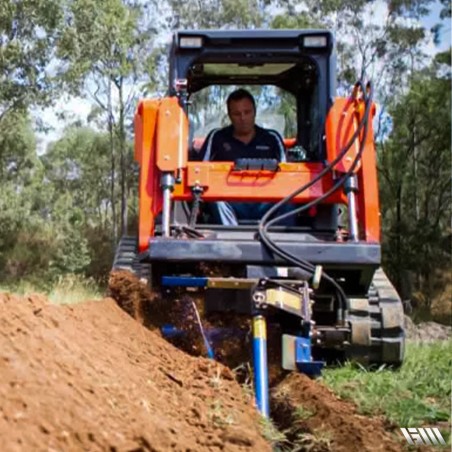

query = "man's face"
[228,98,256,135]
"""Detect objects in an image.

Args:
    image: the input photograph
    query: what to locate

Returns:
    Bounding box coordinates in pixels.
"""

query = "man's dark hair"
[226,88,256,113]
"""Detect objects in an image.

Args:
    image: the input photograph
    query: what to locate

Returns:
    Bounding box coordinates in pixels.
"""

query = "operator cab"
[168,30,339,231]
[169,29,336,163]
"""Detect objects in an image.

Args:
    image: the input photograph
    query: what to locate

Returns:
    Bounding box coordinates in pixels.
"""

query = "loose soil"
[0,271,404,451]
[271,374,402,452]
[0,292,268,452]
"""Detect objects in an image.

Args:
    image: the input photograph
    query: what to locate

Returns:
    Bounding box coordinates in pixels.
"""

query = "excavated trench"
[108,270,404,452]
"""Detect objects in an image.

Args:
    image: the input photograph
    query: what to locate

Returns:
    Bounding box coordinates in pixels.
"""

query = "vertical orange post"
[357,103,380,242]
[156,97,189,172]
[325,97,380,242]
[134,99,162,252]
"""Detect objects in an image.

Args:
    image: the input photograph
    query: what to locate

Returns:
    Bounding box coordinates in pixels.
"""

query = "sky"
[423,0,451,49]
[34,0,451,153]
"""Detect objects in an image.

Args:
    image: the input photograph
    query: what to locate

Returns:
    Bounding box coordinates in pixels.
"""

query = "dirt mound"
[405,316,451,342]
[271,374,402,451]
[0,292,269,451]
[108,271,403,452]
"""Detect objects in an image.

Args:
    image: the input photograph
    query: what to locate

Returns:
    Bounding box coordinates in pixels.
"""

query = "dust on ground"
[0,291,269,452]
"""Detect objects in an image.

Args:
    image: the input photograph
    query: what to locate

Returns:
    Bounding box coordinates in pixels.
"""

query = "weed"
[208,400,236,427]
[209,367,223,389]
[322,341,451,434]
[294,405,315,421]
[232,362,255,402]
[1,273,103,304]
[48,274,103,304]
[259,416,289,449]
[293,428,333,452]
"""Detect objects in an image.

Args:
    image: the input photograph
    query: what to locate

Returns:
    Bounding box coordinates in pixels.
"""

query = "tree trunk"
[118,77,128,236]
[108,80,117,243]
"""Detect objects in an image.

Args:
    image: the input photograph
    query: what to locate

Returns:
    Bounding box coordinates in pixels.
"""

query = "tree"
[379,53,451,304]
[56,0,156,239]
[0,0,63,121]
[41,126,115,279]
[166,0,265,29]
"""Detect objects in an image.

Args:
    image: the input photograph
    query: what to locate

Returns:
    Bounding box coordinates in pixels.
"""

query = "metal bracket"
[282,334,324,376]
[252,279,312,319]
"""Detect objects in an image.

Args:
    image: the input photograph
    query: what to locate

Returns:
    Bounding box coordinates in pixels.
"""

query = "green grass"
[322,341,451,434]
[0,274,104,304]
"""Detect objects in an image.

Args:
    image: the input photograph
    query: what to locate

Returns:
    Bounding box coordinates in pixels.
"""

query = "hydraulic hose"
[258,81,374,317]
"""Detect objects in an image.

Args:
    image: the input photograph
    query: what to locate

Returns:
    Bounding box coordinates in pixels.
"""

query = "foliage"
[379,56,451,303]
[322,341,452,431]
[166,0,265,29]
[0,0,449,307]
[56,0,156,238]
[0,0,63,119]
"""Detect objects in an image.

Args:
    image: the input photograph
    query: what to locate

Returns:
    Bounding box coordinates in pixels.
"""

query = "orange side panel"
[357,103,380,242]
[135,99,162,252]
[156,97,189,172]
[326,97,362,173]
[326,96,380,242]
[134,108,143,165]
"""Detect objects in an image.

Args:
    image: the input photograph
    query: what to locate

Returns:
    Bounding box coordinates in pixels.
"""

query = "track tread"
[112,236,152,283]
[346,268,405,366]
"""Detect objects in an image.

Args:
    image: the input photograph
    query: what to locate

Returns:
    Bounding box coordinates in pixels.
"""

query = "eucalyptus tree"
[379,52,451,302]
[57,0,158,239]
[0,0,63,121]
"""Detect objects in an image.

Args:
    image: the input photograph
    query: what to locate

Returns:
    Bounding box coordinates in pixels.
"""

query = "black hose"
[258,81,374,317]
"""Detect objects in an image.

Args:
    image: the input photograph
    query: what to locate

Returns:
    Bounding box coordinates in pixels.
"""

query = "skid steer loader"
[113,29,405,417]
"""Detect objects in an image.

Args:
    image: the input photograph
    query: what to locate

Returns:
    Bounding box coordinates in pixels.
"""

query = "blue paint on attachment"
[252,315,269,418]
[295,336,324,376]
[161,276,208,287]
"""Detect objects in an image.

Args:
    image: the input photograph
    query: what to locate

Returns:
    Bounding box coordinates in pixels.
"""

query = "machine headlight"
[302,36,328,48]
[179,36,203,49]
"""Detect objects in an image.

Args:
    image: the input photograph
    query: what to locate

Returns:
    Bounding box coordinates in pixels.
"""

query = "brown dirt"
[107,271,403,451]
[0,270,404,452]
[0,292,269,452]
[271,373,403,452]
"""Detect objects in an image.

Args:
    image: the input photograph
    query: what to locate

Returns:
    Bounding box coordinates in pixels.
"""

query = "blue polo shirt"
[200,125,286,162]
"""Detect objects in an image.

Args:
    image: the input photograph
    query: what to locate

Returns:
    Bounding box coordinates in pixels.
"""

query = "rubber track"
[112,236,151,282]
[347,268,405,366]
